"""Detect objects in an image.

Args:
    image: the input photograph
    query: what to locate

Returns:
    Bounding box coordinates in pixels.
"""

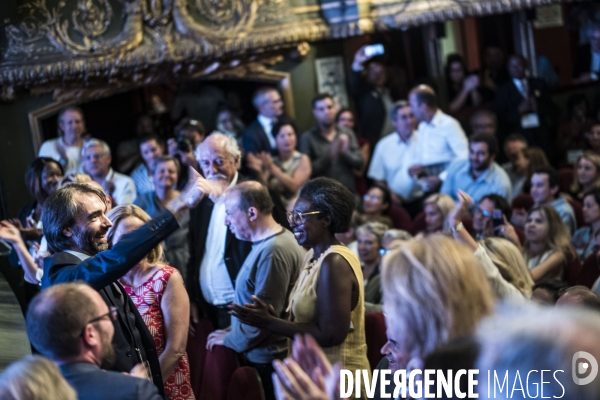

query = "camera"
[176,137,194,153]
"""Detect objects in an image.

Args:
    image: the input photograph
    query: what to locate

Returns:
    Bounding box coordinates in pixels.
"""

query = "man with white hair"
[82,139,137,205]
[242,87,284,156]
[188,133,253,329]
[477,304,600,399]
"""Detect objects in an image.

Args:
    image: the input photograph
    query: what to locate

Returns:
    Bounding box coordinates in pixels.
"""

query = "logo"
[572,351,598,385]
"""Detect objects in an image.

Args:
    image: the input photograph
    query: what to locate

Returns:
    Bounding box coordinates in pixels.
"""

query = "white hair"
[195,131,241,162]
[81,138,111,157]
[477,303,600,399]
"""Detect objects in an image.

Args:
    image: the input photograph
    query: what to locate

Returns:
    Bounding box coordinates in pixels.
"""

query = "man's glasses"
[81,306,117,336]
[286,211,321,225]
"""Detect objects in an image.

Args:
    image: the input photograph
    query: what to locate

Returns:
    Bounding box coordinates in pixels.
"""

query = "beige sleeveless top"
[288,245,371,377]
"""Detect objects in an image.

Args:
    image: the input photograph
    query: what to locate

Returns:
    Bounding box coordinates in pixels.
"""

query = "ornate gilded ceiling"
[0,0,579,92]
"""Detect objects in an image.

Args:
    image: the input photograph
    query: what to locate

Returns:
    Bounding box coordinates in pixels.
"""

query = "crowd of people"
[2,35,600,400]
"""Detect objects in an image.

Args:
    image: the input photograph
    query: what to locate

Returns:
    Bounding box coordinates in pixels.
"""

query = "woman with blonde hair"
[0,355,76,400]
[380,235,494,373]
[481,237,535,297]
[522,205,574,282]
[356,221,388,312]
[107,205,194,400]
[570,151,600,201]
[422,193,454,235]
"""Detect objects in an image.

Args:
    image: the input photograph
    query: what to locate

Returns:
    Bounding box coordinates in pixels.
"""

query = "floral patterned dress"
[121,266,195,400]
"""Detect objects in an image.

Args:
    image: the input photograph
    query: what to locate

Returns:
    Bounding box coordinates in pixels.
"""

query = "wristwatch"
[451,222,464,233]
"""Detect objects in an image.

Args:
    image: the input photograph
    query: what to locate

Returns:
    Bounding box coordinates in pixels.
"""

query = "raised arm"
[269,155,312,195]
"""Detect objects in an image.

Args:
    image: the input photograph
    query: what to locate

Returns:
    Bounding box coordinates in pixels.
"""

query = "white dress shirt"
[512,78,528,98]
[367,132,423,201]
[38,138,83,174]
[412,109,468,179]
[257,114,276,149]
[106,168,137,206]
[199,173,239,305]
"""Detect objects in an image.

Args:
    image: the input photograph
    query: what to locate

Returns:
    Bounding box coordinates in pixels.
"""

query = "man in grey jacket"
[206,181,304,400]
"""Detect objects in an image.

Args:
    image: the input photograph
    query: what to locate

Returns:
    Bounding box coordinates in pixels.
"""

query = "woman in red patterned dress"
[107,204,195,400]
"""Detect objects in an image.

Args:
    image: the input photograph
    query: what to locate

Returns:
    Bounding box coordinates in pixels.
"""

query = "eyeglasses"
[286,211,321,225]
[81,306,117,336]
[363,194,381,202]
[476,207,492,218]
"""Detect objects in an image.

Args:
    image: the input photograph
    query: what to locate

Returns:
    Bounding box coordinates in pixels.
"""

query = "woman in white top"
[522,205,574,282]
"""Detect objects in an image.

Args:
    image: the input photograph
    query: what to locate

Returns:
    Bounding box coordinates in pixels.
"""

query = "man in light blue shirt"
[441,133,512,203]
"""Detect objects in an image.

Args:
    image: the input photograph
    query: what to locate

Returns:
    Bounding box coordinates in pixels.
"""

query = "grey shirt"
[223,228,303,363]
[550,196,577,234]
[299,126,363,193]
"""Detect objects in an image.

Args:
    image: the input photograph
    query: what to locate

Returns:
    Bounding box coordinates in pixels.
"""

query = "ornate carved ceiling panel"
[0,0,580,92]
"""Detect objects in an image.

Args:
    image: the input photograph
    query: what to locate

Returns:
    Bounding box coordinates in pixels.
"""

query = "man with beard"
[441,133,511,203]
[41,171,209,395]
[299,93,363,193]
[26,283,163,400]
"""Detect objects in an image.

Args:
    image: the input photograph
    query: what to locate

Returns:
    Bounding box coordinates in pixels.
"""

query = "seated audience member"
[356,222,387,313]
[247,117,311,212]
[531,279,569,304]
[359,185,394,228]
[40,171,208,393]
[513,166,576,232]
[26,283,163,400]
[571,151,600,201]
[472,193,512,240]
[381,229,412,250]
[108,205,194,400]
[520,146,550,194]
[0,355,77,400]
[350,45,399,148]
[130,134,164,196]
[573,188,600,259]
[557,94,595,164]
[494,54,556,161]
[38,107,87,174]
[167,118,206,174]
[336,109,370,196]
[135,156,190,277]
[556,285,600,311]
[522,205,574,282]
[445,53,482,116]
[82,139,137,206]
[368,100,422,216]
[230,178,371,386]
[573,21,600,84]
[300,94,363,193]
[188,133,253,330]
[476,305,600,400]
[242,87,284,155]
[0,221,43,287]
[501,134,528,198]
[215,106,244,140]
[335,211,362,257]
[470,110,497,137]
[407,85,469,193]
[441,133,512,202]
[421,193,454,235]
[206,182,304,400]
[448,191,530,301]
[587,122,600,156]
[481,238,535,298]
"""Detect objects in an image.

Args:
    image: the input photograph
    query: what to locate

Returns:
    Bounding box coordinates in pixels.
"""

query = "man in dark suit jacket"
[350,45,400,150]
[40,172,208,394]
[242,87,284,156]
[26,282,163,400]
[494,54,557,162]
[573,23,600,84]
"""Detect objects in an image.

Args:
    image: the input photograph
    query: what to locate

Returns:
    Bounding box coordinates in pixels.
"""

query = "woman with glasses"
[230,177,371,397]
[107,205,194,400]
[359,184,393,228]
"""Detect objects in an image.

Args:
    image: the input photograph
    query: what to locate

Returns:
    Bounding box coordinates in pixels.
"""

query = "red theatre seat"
[200,345,240,400]
[387,204,413,232]
[563,251,582,287]
[558,168,574,194]
[577,253,600,289]
[511,193,534,212]
[365,312,387,371]
[410,212,426,236]
[227,367,266,400]
[566,198,585,229]
[186,317,214,398]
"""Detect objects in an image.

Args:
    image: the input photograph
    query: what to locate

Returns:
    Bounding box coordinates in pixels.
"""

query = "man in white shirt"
[407,85,469,193]
[368,100,422,216]
[241,87,284,156]
[188,133,253,329]
[39,107,87,174]
[82,139,137,206]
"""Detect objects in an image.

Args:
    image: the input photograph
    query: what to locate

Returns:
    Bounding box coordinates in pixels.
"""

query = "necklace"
[306,246,332,273]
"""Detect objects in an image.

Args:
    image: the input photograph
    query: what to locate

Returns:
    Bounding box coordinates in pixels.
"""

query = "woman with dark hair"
[572,188,600,259]
[359,184,393,228]
[557,94,595,165]
[445,54,482,116]
[230,177,371,394]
